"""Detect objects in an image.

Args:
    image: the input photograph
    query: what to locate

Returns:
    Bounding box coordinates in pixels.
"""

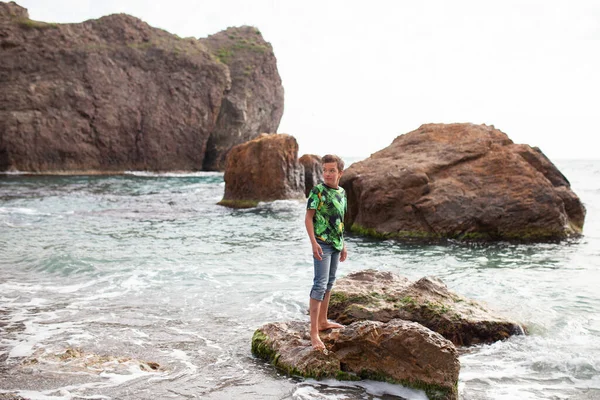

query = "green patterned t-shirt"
[307,183,347,251]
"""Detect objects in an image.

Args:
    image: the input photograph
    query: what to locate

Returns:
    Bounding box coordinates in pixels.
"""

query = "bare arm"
[305,209,323,260]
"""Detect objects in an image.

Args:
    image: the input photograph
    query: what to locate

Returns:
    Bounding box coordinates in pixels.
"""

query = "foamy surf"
[124,171,223,177]
[1,160,599,399]
[293,379,429,400]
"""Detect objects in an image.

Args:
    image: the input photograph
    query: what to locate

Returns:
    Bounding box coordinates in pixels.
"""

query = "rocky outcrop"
[0,2,27,19]
[340,123,585,241]
[299,154,322,196]
[218,133,305,208]
[328,269,524,346]
[0,3,283,173]
[201,27,284,171]
[252,320,459,400]
[251,269,523,398]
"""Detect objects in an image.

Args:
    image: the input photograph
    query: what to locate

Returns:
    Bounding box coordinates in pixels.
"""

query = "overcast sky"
[15,0,600,160]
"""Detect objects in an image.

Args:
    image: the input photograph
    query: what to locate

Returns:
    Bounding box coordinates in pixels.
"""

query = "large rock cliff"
[0,2,284,173]
[201,26,284,171]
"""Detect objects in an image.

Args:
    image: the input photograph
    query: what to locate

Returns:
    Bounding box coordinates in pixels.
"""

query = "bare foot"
[319,321,344,331]
[311,334,325,351]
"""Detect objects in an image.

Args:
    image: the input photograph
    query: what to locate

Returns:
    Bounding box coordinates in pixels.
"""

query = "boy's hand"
[340,246,347,262]
[312,242,323,260]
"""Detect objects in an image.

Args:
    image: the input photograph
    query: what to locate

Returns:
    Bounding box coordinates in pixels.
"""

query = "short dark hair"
[321,154,344,172]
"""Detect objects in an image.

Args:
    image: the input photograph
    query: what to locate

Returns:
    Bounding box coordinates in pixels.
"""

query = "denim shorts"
[310,240,340,301]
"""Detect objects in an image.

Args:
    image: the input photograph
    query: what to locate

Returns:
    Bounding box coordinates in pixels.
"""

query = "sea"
[0,158,599,400]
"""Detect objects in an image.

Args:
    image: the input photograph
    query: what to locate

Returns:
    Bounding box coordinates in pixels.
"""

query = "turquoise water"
[0,160,599,400]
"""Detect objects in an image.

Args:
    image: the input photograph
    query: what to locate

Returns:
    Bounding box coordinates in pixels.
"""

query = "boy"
[305,154,347,351]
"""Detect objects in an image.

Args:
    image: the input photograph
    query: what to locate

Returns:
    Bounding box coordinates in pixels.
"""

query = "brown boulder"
[341,123,585,241]
[299,154,323,196]
[0,4,283,173]
[252,320,459,400]
[218,133,305,208]
[201,27,284,171]
[328,269,524,346]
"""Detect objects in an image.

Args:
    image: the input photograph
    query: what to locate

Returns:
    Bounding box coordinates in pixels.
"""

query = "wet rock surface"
[299,154,322,196]
[251,269,526,398]
[218,133,305,208]
[328,269,524,346]
[252,319,459,400]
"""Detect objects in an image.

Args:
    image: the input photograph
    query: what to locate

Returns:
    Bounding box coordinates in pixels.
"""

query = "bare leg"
[318,291,344,331]
[309,297,325,350]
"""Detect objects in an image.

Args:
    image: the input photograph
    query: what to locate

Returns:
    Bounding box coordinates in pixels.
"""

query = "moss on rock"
[251,326,457,399]
[251,330,276,361]
[217,199,260,209]
[350,222,569,242]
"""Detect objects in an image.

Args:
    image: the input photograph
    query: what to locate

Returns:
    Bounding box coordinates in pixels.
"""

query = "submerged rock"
[252,320,459,400]
[328,269,524,346]
[340,123,585,241]
[18,346,161,376]
[218,133,305,208]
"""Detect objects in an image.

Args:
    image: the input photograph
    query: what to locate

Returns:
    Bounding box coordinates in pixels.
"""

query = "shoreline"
[0,170,222,177]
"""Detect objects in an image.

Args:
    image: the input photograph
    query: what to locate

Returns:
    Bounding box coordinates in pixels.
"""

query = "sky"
[14,0,600,160]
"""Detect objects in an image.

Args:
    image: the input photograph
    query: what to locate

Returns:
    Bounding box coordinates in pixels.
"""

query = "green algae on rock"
[328,269,525,346]
[251,320,459,400]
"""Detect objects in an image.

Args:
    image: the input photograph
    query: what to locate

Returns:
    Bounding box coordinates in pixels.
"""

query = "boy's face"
[322,162,342,188]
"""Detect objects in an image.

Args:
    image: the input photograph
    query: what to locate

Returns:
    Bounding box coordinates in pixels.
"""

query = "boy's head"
[321,154,344,172]
[321,154,344,188]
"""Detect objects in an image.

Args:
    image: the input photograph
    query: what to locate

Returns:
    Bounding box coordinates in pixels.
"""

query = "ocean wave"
[294,379,428,400]
[0,207,47,215]
[124,171,223,177]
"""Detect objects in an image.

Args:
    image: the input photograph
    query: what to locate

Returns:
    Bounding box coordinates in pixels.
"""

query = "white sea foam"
[10,361,157,399]
[66,332,96,347]
[120,272,155,291]
[46,280,101,294]
[1,160,599,399]
[145,348,198,383]
[0,282,44,293]
[295,379,429,400]
[124,170,223,177]
[7,320,78,359]
[98,364,150,385]
[167,326,221,352]
[0,206,44,215]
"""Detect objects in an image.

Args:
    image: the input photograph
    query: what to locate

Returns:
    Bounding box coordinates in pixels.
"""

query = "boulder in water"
[328,269,524,346]
[340,123,585,241]
[218,133,305,208]
[252,319,459,400]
